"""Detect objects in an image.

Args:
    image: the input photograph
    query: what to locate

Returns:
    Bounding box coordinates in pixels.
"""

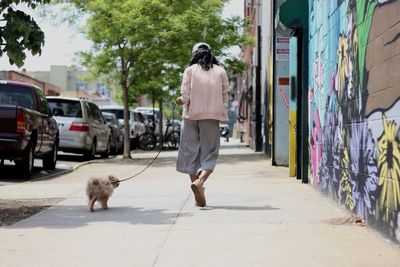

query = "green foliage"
[64,0,249,105]
[224,57,248,75]
[0,0,50,67]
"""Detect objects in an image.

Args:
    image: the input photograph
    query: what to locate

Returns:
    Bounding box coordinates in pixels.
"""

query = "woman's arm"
[222,69,229,104]
[177,67,191,105]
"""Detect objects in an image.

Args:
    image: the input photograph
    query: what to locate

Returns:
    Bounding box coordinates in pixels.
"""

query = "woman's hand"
[176,96,184,105]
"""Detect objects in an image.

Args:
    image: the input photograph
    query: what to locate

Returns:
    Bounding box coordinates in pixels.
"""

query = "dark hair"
[189,47,219,71]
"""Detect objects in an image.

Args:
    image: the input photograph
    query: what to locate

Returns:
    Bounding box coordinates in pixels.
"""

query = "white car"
[47,97,111,159]
[100,105,145,148]
[134,107,161,134]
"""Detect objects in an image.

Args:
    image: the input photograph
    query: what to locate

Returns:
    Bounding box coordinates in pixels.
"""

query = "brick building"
[0,70,60,96]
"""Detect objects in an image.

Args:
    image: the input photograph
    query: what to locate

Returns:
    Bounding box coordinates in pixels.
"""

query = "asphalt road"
[0,152,93,186]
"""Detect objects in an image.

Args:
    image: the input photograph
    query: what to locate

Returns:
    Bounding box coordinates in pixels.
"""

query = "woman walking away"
[176,42,229,207]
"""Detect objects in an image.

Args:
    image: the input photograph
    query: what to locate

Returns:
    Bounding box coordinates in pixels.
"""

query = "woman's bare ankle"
[190,175,199,183]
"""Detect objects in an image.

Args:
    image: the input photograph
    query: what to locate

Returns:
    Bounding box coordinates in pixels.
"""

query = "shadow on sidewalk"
[203,205,279,211]
[104,153,266,168]
[11,205,193,229]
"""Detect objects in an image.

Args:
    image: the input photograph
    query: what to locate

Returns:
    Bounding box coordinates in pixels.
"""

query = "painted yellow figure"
[340,145,355,211]
[336,34,348,101]
[378,114,400,221]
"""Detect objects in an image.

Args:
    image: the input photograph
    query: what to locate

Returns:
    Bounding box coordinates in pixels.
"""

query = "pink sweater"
[180,64,229,122]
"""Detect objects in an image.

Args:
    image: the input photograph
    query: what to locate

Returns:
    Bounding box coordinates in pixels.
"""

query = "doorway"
[289,29,308,183]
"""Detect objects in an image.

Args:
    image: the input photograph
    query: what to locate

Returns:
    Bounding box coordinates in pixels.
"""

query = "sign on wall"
[276,37,290,61]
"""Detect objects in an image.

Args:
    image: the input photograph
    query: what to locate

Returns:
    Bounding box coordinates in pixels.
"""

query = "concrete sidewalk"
[0,139,399,267]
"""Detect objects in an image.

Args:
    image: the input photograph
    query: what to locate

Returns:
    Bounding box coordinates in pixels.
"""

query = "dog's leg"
[101,198,109,210]
[89,197,97,212]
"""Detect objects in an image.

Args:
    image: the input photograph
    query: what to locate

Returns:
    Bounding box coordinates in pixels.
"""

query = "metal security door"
[273,37,290,166]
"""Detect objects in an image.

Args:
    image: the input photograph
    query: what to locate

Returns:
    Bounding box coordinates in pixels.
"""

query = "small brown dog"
[86,175,120,212]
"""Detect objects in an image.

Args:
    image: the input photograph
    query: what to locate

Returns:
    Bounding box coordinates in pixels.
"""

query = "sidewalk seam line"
[151,192,192,267]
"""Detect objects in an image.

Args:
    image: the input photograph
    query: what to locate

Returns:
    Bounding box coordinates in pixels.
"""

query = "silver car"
[99,105,145,149]
[47,97,111,159]
[101,111,124,154]
[134,107,161,134]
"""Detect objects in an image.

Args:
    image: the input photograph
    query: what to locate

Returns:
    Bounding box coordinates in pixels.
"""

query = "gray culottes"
[176,119,220,175]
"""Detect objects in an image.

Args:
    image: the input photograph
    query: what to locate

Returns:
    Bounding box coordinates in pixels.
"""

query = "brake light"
[70,122,90,132]
[16,109,26,134]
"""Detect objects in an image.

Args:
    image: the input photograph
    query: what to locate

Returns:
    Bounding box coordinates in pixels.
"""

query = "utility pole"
[254,0,263,152]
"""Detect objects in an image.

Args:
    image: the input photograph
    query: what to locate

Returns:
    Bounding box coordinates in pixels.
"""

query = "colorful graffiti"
[309,0,400,242]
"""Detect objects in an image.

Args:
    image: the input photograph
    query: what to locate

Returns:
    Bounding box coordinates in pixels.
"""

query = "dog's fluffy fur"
[86,175,119,212]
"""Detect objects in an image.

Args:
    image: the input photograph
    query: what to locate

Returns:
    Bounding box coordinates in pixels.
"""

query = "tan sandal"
[191,180,206,207]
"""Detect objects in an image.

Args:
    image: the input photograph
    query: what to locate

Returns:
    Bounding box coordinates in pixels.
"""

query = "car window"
[35,88,49,115]
[100,109,124,120]
[103,114,112,123]
[90,103,103,123]
[135,112,144,123]
[102,113,116,124]
[48,99,82,118]
[112,116,118,125]
[0,84,36,110]
[84,102,94,121]
[99,112,106,124]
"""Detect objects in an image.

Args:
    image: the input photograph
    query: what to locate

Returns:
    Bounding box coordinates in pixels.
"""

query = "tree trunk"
[121,80,131,159]
[158,99,163,149]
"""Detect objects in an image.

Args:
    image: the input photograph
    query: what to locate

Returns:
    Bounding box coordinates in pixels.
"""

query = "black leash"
[117,149,162,183]
[117,103,177,183]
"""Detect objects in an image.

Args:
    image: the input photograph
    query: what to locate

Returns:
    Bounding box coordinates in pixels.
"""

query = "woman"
[176,42,229,207]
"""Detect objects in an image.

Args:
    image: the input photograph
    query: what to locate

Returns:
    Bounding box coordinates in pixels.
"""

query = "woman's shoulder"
[213,64,227,73]
[186,64,200,71]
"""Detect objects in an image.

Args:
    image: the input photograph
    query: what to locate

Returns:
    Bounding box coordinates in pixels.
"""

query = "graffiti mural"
[308,0,400,242]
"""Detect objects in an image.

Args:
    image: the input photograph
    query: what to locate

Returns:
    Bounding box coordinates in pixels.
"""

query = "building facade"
[0,71,60,96]
[29,65,115,105]
[242,0,400,243]
[307,0,400,244]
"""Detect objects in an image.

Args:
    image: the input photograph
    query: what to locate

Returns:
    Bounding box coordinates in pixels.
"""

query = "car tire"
[111,139,118,155]
[43,139,58,170]
[17,141,34,179]
[101,139,110,158]
[116,141,122,154]
[84,140,96,160]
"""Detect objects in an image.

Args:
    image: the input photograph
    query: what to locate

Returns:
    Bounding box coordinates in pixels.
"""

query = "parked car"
[47,97,110,159]
[99,105,145,149]
[132,110,146,138]
[0,80,59,178]
[134,107,161,134]
[167,119,182,132]
[101,111,123,154]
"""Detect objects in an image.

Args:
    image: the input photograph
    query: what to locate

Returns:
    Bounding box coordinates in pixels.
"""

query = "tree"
[65,0,250,159]
[0,0,50,67]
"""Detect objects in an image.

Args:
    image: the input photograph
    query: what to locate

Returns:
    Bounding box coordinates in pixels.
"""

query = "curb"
[29,159,97,183]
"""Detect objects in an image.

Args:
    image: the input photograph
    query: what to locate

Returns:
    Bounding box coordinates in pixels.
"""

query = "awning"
[275,0,308,30]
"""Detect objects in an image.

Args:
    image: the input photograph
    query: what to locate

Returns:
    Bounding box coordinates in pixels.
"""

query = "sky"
[0,0,243,72]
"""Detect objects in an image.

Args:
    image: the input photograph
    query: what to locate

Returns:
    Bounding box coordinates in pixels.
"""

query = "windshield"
[0,84,36,110]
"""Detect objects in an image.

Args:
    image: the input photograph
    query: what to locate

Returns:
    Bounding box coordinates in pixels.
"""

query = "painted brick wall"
[308,0,400,243]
